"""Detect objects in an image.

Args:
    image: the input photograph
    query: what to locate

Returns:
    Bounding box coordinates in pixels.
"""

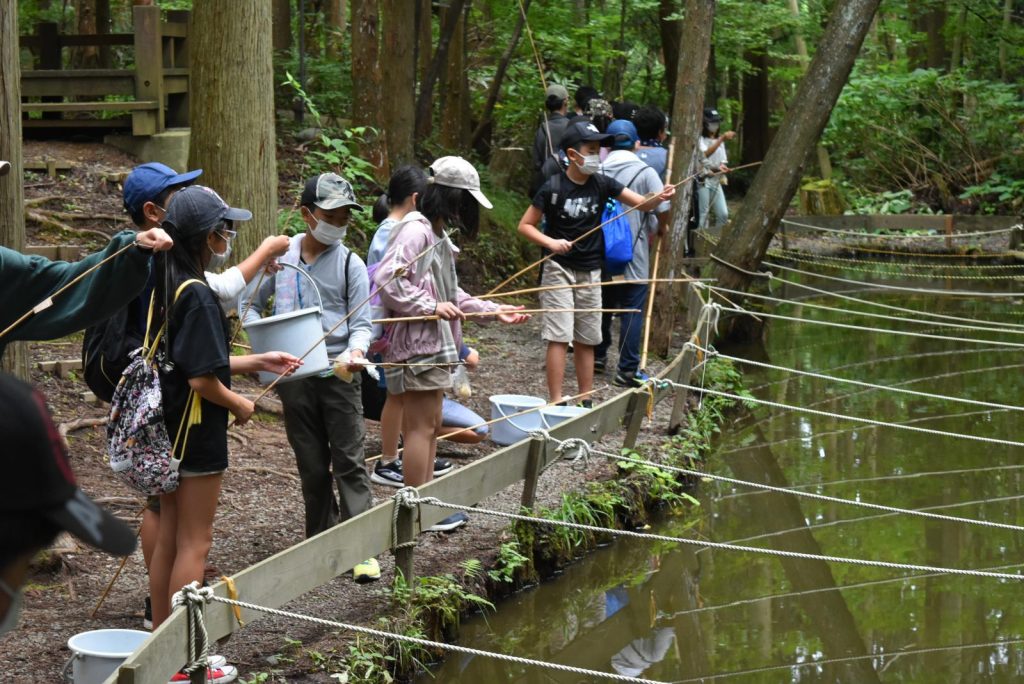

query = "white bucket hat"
[428,156,492,209]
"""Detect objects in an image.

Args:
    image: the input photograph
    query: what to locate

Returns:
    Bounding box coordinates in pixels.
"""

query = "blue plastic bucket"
[489,394,546,445]
[540,405,591,429]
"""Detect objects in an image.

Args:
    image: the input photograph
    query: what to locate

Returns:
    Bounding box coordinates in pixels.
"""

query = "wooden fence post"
[133,4,163,135]
[944,214,954,251]
[519,434,546,511]
[621,390,647,450]
[35,22,62,121]
[394,498,417,586]
[1010,225,1023,251]
[668,347,696,434]
[164,9,190,128]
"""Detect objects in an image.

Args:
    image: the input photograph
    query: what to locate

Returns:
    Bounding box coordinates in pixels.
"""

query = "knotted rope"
[170,582,214,675]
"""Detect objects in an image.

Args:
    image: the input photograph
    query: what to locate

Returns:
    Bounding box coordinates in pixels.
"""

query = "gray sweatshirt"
[241,233,372,357]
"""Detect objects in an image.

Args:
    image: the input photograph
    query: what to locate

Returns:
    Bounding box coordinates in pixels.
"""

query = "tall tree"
[188,0,278,260]
[272,0,292,51]
[325,0,347,60]
[415,0,432,88]
[73,0,100,68]
[648,0,717,357]
[469,0,531,150]
[710,0,883,296]
[351,0,389,181]
[1,2,28,379]
[414,0,466,140]
[381,0,416,164]
[659,0,683,112]
[439,2,470,148]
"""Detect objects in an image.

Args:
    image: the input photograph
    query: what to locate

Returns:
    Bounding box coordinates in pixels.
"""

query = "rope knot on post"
[170,581,213,675]
[391,487,421,551]
[554,437,592,469]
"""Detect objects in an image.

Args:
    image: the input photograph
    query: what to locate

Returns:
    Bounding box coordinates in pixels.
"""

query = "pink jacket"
[374,213,497,362]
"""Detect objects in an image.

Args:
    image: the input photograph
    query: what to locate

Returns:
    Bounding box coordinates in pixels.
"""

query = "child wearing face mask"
[517,121,674,404]
[697,107,736,234]
[240,173,380,579]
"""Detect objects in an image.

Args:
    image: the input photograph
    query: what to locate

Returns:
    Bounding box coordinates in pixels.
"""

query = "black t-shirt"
[532,171,625,271]
[159,281,232,473]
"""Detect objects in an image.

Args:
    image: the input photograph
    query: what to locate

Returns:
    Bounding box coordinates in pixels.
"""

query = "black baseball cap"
[0,373,136,556]
[163,185,252,237]
[703,107,722,123]
[559,121,614,152]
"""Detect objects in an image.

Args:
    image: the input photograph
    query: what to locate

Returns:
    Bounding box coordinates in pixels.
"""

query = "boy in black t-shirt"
[518,122,675,403]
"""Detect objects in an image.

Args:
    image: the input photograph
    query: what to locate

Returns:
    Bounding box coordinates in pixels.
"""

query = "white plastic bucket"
[65,629,149,684]
[243,263,330,384]
[540,405,591,429]
[489,394,546,446]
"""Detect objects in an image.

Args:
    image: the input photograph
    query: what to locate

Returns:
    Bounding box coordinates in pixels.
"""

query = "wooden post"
[1010,225,1023,251]
[780,218,788,250]
[394,498,417,586]
[944,214,954,251]
[133,4,163,135]
[668,347,696,434]
[116,664,138,683]
[621,390,647,450]
[36,22,63,121]
[165,10,190,127]
[519,434,546,511]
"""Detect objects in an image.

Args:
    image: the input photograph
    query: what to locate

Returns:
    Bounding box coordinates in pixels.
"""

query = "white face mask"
[0,578,23,637]
[311,219,347,245]
[708,122,720,134]
[208,240,232,270]
[575,153,601,176]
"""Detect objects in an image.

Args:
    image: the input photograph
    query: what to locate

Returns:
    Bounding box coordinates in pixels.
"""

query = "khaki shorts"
[385,365,453,395]
[539,260,602,345]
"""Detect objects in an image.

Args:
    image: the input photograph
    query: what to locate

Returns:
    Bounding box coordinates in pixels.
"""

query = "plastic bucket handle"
[494,400,544,434]
[540,407,588,429]
[278,262,326,314]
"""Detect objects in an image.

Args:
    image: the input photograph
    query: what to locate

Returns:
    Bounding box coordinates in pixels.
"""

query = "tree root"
[58,416,108,440]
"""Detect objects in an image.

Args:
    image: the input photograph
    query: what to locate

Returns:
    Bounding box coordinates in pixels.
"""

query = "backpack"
[601,165,651,276]
[106,279,202,496]
[83,303,145,403]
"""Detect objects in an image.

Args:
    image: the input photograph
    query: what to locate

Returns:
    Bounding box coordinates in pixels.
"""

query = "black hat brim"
[45,489,137,556]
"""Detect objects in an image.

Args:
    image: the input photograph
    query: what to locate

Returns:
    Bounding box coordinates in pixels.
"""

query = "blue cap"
[123,162,203,215]
[607,119,639,150]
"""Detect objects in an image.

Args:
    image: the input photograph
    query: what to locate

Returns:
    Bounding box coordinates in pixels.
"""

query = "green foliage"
[959,173,1024,214]
[488,541,531,584]
[391,569,494,642]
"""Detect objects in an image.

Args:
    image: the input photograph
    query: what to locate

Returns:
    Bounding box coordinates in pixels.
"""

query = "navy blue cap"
[163,185,252,238]
[607,119,639,150]
[123,162,203,215]
[559,121,614,152]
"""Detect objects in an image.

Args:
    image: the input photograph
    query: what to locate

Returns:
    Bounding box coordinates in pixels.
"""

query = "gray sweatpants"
[277,373,372,538]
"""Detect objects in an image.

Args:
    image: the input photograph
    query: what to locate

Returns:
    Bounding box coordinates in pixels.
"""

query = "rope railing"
[394,486,1024,582]
[769,246,1024,270]
[779,218,1022,239]
[768,250,1024,280]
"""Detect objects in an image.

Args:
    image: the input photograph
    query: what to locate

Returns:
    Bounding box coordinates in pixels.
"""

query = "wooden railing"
[20,6,189,136]
[104,342,698,684]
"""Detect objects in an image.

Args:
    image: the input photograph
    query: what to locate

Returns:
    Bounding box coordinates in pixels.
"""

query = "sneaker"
[594,357,606,372]
[577,399,594,409]
[372,458,454,488]
[371,459,404,488]
[353,558,381,583]
[143,596,153,630]
[428,512,469,532]
[169,665,237,684]
[613,371,649,388]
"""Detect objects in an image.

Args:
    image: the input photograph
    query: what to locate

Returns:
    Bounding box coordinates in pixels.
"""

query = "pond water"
[422,272,1024,683]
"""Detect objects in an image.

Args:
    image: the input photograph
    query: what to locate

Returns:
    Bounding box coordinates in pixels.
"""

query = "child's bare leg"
[401,389,442,487]
[546,341,568,402]
[380,393,404,460]
[573,342,595,397]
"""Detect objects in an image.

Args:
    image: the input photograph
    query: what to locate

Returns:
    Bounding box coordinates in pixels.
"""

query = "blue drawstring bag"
[602,198,633,275]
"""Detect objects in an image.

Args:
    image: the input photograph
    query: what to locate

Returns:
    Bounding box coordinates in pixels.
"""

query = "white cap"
[428,156,492,209]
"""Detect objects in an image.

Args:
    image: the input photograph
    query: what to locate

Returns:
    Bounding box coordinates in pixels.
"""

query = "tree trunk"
[380,0,415,164]
[709,0,882,298]
[96,0,112,68]
[415,0,432,89]
[325,0,347,60]
[999,0,1012,80]
[303,0,322,58]
[469,0,531,150]
[188,0,278,261]
[1,3,29,378]
[414,0,466,140]
[659,0,682,113]
[439,2,470,148]
[74,0,100,69]
[648,0,716,357]
[740,51,770,164]
[908,0,947,70]
[351,0,389,182]
[601,0,628,100]
[272,0,292,51]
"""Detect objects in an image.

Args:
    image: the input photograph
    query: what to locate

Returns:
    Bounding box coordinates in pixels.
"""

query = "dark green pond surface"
[423,274,1024,683]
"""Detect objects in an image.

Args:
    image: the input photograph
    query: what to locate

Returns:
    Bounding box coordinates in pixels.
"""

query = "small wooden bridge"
[19,5,189,137]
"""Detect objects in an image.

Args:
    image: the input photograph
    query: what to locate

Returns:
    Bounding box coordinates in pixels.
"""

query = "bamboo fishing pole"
[366,385,607,464]
[371,307,640,325]
[483,276,714,300]
[0,240,138,340]
[639,139,677,370]
[486,161,763,296]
